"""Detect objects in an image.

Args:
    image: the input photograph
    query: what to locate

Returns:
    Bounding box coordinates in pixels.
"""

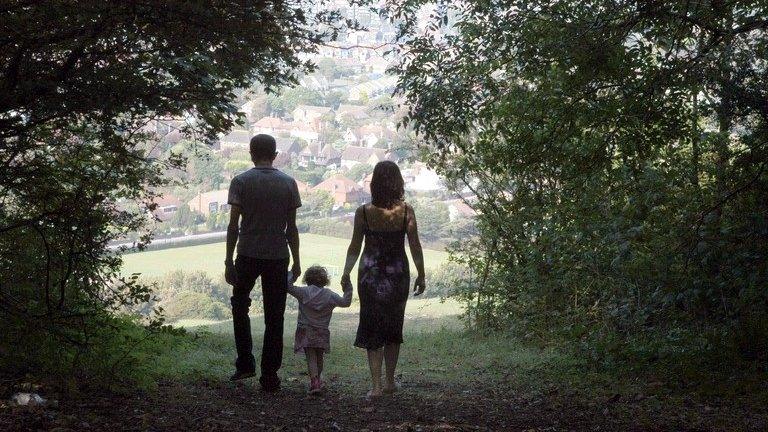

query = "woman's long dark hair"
[370,161,404,209]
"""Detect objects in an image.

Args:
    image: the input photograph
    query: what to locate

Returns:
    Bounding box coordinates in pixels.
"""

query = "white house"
[293,105,332,124]
[403,162,443,192]
[288,121,320,143]
[343,128,358,145]
[252,116,292,136]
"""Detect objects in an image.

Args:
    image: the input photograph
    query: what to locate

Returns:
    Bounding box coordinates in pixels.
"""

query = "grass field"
[121,233,450,278]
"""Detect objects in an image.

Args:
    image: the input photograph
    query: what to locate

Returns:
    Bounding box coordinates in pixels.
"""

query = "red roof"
[254,116,288,128]
[313,175,363,194]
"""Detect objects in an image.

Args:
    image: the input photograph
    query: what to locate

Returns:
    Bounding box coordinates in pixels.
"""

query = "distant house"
[299,75,330,91]
[293,105,332,124]
[298,144,341,168]
[313,175,369,206]
[403,162,443,192]
[252,116,292,136]
[288,121,320,143]
[275,137,301,158]
[343,128,359,145]
[188,189,230,217]
[239,100,261,124]
[152,194,184,221]
[295,180,311,194]
[361,173,374,194]
[317,144,342,168]
[340,146,388,169]
[298,144,320,167]
[273,151,292,168]
[218,129,251,150]
[361,124,398,148]
[335,104,369,123]
[348,75,397,101]
[445,199,477,222]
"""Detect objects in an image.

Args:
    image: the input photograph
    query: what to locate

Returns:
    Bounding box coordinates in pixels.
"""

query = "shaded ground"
[2,375,765,432]
[3,305,766,431]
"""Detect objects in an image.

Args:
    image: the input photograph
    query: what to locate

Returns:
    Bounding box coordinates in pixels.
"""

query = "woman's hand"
[413,274,426,296]
[341,273,351,287]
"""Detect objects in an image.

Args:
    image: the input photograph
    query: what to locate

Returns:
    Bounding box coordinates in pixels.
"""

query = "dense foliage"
[141,271,234,322]
[390,1,768,361]
[0,0,344,385]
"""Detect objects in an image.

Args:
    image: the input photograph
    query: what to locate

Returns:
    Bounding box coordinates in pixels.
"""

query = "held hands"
[224,260,237,286]
[340,273,351,287]
[290,262,302,283]
[413,274,426,296]
[341,274,353,292]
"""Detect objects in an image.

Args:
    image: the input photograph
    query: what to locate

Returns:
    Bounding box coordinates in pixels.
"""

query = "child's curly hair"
[303,265,330,287]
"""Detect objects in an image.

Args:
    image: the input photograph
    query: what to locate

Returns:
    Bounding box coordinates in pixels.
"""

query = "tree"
[347,163,374,181]
[225,160,253,176]
[301,190,335,217]
[267,87,324,116]
[316,58,340,79]
[410,198,450,243]
[0,1,346,384]
[391,1,768,355]
[182,143,225,189]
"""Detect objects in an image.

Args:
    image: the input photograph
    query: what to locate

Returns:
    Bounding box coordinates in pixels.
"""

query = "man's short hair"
[250,134,277,161]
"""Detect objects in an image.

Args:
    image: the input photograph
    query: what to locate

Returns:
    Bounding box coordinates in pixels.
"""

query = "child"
[288,266,353,394]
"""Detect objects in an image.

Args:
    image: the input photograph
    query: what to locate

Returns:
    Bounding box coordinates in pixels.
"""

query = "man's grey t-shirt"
[227,167,301,260]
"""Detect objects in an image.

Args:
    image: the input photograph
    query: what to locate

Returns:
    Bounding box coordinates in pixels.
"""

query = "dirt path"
[1,377,735,432]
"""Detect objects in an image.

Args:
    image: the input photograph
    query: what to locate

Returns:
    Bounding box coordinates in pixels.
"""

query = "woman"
[341,161,426,398]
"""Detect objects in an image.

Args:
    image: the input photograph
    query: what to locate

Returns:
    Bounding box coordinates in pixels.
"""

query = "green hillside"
[121,233,450,278]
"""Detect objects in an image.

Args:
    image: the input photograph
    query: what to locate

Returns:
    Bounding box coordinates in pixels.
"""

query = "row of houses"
[243,103,370,129]
[153,175,364,221]
[238,101,397,147]
[298,144,400,169]
[153,164,456,222]
[155,186,475,224]
[219,129,400,171]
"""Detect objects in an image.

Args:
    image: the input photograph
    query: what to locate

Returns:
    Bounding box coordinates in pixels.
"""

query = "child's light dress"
[287,273,352,353]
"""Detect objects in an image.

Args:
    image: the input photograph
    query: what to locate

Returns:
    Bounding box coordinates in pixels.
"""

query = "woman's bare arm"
[406,204,426,295]
[341,206,366,285]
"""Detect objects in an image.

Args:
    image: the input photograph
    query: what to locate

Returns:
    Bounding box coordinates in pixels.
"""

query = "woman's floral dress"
[354,204,410,350]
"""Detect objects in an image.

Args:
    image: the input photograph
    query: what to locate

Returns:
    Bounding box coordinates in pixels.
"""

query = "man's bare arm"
[286,208,301,281]
[226,205,241,262]
[224,205,241,285]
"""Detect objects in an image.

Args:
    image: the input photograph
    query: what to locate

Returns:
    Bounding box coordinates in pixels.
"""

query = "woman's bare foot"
[383,382,400,394]
[366,388,383,400]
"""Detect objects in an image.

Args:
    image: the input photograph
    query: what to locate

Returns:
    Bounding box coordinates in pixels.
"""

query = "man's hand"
[290,262,301,283]
[413,274,426,296]
[225,260,238,286]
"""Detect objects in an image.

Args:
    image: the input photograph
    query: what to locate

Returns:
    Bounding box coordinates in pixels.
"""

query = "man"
[225,134,301,392]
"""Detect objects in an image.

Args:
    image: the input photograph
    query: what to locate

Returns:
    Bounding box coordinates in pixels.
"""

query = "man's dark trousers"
[231,255,288,384]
